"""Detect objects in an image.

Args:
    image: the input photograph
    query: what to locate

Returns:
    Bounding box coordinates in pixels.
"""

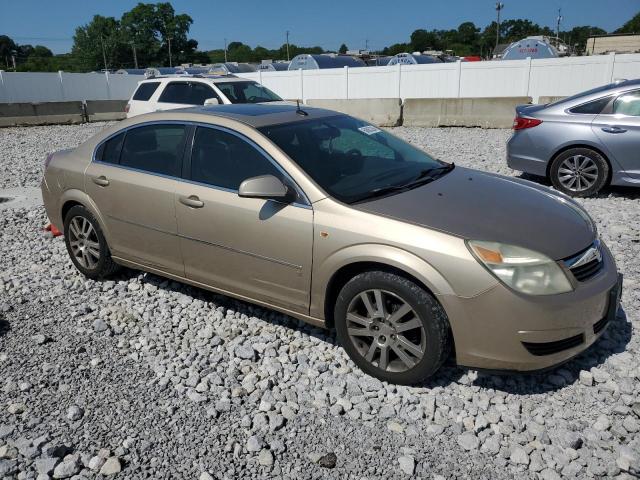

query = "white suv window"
[158,82,219,105]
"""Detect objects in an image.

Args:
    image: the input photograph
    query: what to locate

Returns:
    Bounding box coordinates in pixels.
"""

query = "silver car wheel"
[68,216,101,269]
[346,289,426,373]
[557,155,599,192]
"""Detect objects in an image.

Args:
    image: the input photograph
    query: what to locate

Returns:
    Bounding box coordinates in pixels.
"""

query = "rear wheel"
[549,148,608,197]
[63,205,120,279]
[334,271,451,385]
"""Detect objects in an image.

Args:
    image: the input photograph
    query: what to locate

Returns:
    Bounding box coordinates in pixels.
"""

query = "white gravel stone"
[457,432,480,451]
[99,456,122,476]
[66,405,83,421]
[398,455,415,475]
[258,449,274,466]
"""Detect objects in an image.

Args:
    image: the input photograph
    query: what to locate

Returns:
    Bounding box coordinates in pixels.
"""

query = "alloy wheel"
[346,289,426,372]
[68,216,101,269]
[557,155,599,192]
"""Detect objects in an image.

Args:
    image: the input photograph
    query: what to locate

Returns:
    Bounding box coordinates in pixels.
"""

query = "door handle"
[92,175,110,187]
[179,195,204,208]
[601,126,627,134]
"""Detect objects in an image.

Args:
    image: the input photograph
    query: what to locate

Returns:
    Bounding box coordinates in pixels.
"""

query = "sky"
[1,0,638,54]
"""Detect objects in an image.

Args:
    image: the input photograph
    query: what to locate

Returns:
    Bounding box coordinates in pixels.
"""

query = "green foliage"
[615,12,640,34]
[339,43,348,54]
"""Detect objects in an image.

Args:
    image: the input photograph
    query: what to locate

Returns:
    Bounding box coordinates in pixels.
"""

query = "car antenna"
[296,99,308,116]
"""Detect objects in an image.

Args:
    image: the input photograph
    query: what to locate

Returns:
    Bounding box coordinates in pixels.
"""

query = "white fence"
[0,71,144,103]
[238,53,640,103]
[1,53,639,105]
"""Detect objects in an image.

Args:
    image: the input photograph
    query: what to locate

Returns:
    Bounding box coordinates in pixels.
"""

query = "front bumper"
[440,242,621,371]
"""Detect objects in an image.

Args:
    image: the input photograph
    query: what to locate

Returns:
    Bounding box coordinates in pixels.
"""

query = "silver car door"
[592,90,640,179]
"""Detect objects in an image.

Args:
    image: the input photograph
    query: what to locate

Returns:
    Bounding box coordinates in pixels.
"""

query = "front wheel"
[334,271,451,385]
[549,148,609,197]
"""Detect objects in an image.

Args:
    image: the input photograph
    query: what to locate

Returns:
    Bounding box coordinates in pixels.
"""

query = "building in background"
[586,34,640,55]
[288,54,366,70]
[387,52,443,66]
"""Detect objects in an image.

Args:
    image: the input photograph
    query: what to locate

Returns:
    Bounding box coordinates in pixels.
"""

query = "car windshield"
[216,81,282,104]
[259,115,450,204]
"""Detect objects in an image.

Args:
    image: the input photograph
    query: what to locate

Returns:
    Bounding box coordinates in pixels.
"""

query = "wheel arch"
[315,245,455,329]
[60,190,111,240]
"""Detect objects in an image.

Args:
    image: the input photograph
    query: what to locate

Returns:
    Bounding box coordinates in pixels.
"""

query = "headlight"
[467,240,573,296]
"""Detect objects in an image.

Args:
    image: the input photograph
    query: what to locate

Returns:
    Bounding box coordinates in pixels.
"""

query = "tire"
[334,271,451,385]
[549,148,609,197]
[63,205,120,279]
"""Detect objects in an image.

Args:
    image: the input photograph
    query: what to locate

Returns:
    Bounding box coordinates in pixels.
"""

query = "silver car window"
[612,90,640,117]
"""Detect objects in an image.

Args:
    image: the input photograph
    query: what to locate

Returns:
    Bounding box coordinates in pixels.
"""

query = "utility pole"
[286,31,290,61]
[224,38,228,62]
[131,41,138,69]
[495,2,504,54]
[167,37,173,67]
[556,8,563,39]
[100,35,108,71]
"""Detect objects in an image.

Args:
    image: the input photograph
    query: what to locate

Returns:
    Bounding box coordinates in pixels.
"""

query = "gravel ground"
[0,123,638,480]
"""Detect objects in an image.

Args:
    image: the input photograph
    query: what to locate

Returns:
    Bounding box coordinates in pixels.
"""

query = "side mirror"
[238,175,294,202]
[204,97,220,106]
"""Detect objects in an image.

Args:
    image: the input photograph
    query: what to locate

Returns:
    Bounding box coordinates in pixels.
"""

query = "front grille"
[563,241,603,282]
[571,258,603,281]
[522,333,585,356]
[593,316,609,335]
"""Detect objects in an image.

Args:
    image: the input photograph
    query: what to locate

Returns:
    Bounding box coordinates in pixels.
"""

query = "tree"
[339,43,348,54]
[0,35,17,68]
[72,15,126,71]
[563,26,607,53]
[615,11,640,34]
[410,29,442,52]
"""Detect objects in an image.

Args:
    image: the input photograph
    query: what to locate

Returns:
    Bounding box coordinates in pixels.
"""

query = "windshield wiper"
[412,163,455,183]
[351,163,454,204]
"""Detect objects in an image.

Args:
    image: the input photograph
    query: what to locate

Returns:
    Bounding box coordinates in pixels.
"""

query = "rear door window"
[95,132,124,164]
[120,124,188,177]
[132,82,160,101]
[158,82,191,104]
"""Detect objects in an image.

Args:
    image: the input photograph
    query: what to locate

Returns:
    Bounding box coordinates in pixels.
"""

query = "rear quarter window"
[95,132,124,164]
[569,96,612,115]
[132,82,160,101]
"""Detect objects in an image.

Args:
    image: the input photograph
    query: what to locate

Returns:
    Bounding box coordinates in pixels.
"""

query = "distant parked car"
[126,75,284,118]
[41,104,621,384]
[507,79,640,197]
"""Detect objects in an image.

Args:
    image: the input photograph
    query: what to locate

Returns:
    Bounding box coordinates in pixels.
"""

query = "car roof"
[141,75,255,85]
[545,78,640,109]
[131,104,342,128]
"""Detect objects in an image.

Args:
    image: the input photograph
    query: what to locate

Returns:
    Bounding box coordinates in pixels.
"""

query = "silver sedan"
[507,79,640,197]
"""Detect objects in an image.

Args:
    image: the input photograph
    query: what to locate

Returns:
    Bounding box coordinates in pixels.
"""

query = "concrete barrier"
[85,100,128,122]
[403,97,532,128]
[538,96,566,105]
[305,98,402,126]
[0,101,84,127]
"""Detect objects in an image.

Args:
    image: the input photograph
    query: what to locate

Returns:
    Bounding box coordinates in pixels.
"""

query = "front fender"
[309,243,455,320]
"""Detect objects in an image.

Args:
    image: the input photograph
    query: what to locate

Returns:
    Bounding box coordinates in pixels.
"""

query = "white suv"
[125,75,284,118]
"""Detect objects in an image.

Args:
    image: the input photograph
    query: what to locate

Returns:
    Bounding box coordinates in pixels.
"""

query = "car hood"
[354,166,596,260]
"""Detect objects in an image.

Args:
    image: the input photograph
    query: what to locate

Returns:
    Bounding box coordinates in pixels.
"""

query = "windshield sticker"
[358,125,381,135]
